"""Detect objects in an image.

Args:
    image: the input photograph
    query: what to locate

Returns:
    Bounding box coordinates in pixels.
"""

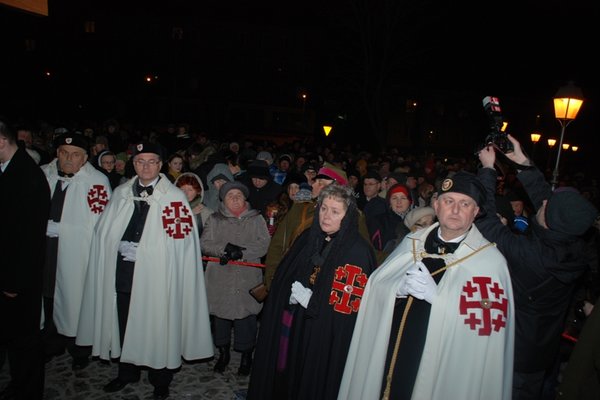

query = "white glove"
[118,241,139,262]
[289,281,313,308]
[396,262,422,298]
[405,262,437,304]
[46,220,60,238]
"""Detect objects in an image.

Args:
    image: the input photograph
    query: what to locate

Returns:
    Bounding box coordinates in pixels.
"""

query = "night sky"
[0,0,597,162]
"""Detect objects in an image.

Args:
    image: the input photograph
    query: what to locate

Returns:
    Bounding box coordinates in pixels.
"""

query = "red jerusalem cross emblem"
[459,276,509,336]
[87,185,109,214]
[329,264,368,314]
[161,201,193,239]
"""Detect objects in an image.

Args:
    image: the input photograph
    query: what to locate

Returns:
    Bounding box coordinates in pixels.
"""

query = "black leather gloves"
[219,243,246,265]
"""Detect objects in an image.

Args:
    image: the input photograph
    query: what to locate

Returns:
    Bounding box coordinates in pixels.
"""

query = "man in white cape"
[41,133,111,370]
[76,142,213,400]
[338,171,514,400]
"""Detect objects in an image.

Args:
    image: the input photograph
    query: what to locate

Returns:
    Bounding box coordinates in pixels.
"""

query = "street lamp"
[530,132,541,161]
[323,125,332,137]
[571,146,579,152]
[551,82,584,189]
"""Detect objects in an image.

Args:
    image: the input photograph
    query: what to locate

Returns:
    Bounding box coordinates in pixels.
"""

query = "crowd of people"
[1,117,599,400]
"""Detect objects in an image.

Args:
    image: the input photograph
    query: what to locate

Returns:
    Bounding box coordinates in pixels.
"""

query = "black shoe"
[213,345,230,373]
[237,351,253,376]
[103,378,132,393]
[72,357,90,371]
[153,386,170,400]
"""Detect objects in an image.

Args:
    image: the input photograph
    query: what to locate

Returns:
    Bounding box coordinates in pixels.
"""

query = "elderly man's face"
[133,153,162,185]
[433,192,479,240]
[57,145,88,175]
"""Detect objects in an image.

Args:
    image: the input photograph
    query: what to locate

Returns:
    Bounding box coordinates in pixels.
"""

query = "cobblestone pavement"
[0,349,249,400]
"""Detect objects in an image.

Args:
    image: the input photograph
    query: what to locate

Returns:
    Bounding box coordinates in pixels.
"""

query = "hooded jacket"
[476,166,595,372]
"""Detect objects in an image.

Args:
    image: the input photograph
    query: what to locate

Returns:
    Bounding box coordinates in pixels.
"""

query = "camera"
[481,96,513,153]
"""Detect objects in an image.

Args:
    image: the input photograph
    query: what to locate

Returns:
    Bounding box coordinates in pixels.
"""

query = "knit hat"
[247,160,272,180]
[116,152,128,163]
[404,206,436,230]
[545,188,598,236]
[219,181,250,200]
[437,171,485,207]
[388,172,407,185]
[294,182,313,202]
[315,162,348,186]
[387,183,412,203]
[278,154,292,164]
[364,170,382,182]
[210,173,231,184]
[302,162,318,173]
[54,133,89,153]
[256,151,273,164]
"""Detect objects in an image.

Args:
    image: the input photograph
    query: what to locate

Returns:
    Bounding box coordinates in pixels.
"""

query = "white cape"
[76,174,214,369]
[42,160,111,336]
[338,223,514,400]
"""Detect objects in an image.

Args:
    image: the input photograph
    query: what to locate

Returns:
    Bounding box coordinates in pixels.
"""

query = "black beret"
[438,171,486,207]
[54,133,89,153]
[133,142,162,158]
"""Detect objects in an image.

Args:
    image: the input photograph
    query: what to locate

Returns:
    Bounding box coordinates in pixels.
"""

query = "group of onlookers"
[2,118,600,400]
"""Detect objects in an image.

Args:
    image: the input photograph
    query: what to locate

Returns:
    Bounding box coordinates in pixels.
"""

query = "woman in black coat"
[247,183,377,400]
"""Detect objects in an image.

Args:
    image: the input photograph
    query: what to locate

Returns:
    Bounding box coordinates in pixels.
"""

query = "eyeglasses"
[134,159,161,167]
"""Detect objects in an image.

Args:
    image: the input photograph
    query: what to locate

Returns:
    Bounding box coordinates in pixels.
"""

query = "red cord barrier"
[561,331,578,343]
[202,256,266,268]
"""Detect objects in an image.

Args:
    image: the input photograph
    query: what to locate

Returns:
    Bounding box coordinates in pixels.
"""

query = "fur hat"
[219,181,250,200]
[437,171,485,207]
[545,188,598,236]
[404,206,435,230]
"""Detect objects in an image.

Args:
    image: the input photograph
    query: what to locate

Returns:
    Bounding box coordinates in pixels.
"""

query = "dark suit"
[0,145,51,399]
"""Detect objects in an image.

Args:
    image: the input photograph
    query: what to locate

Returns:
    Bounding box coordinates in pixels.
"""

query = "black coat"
[247,201,377,400]
[476,167,593,372]
[0,145,51,341]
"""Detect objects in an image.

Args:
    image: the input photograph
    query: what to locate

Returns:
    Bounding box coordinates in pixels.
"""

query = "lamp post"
[546,139,556,172]
[530,132,541,162]
[551,82,584,190]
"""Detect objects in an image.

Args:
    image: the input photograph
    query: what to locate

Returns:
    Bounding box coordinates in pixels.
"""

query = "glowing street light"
[323,125,332,137]
[547,138,557,147]
[571,146,579,152]
[551,82,584,189]
[562,143,570,150]
[530,132,541,161]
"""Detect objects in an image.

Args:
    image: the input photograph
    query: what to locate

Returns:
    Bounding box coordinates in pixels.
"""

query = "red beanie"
[387,183,412,203]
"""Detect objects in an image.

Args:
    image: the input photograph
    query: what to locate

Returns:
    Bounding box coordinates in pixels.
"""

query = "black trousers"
[41,297,91,360]
[1,294,45,400]
[116,292,173,389]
